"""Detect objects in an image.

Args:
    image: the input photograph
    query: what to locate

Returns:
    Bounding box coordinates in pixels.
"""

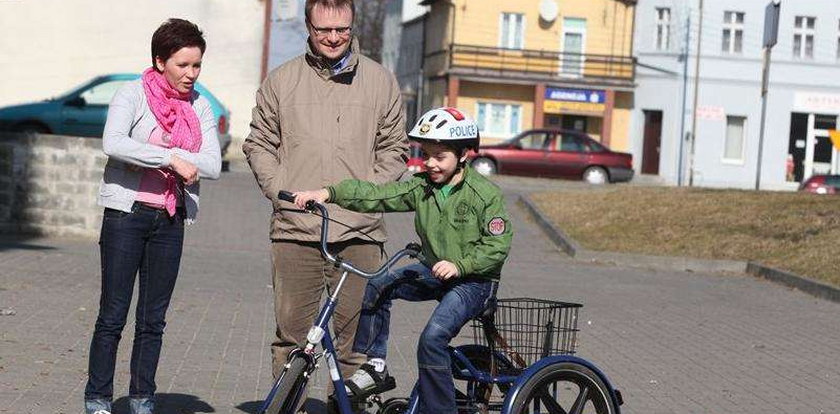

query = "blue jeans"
[353,263,497,414]
[85,203,185,402]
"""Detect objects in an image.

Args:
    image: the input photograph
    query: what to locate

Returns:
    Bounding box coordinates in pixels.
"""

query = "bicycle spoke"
[568,384,590,414]
[533,385,568,414]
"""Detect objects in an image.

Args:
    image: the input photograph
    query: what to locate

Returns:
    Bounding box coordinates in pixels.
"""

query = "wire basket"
[472,298,581,367]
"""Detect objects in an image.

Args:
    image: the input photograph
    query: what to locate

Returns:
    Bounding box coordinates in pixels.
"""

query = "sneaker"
[130,397,155,414]
[343,363,396,399]
[84,398,111,414]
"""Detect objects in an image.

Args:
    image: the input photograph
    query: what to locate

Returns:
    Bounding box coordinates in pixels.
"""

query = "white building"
[631,0,840,189]
[0,0,264,153]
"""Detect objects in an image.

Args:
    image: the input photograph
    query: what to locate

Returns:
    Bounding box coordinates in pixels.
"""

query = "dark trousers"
[85,203,184,400]
[353,263,497,414]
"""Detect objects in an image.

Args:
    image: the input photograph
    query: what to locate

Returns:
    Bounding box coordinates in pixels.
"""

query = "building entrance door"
[804,114,838,180]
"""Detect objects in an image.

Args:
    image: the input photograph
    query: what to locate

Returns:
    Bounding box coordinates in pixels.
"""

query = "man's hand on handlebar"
[432,260,460,280]
[292,189,330,209]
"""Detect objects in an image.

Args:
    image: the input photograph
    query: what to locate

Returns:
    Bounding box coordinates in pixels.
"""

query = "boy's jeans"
[352,263,497,414]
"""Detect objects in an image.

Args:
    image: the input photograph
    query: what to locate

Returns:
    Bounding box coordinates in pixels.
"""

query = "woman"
[84,18,221,414]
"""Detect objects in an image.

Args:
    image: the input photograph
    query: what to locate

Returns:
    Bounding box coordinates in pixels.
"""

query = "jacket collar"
[305,36,360,80]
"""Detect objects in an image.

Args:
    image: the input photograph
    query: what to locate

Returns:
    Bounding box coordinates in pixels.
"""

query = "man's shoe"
[130,397,155,414]
[84,398,111,414]
[344,363,396,401]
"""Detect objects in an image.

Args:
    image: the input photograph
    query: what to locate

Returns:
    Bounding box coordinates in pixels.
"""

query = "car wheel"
[583,166,609,184]
[15,122,50,134]
[471,157,497,176]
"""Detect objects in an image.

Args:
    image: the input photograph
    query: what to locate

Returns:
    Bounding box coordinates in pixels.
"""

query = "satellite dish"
[539,0,559,23]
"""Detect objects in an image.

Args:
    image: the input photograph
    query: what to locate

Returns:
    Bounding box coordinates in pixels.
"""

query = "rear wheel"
[263,356,309,414]
[509,363,615,414]
[472,157,497,176]
[583,167,608,185]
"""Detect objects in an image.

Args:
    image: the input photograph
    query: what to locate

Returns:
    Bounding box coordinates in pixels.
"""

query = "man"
[242,0,407,384]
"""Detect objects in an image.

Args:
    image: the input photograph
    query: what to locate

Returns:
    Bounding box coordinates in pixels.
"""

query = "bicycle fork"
[301,270,356,414]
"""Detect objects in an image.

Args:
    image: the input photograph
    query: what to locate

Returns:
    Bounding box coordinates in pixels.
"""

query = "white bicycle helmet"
[408,107,480,152]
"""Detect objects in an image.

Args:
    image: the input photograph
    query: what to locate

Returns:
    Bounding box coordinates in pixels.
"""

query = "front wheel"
[582,167,609,185]
[472,157,497,176]
[378,398,409,414]
[262,356,310,414]
[509,363,616,414]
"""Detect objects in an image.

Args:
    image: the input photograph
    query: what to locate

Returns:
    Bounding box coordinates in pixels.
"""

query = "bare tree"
[354,0,388,62]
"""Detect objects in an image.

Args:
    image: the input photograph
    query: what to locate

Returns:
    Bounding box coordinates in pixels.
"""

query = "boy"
[293,107,512,413]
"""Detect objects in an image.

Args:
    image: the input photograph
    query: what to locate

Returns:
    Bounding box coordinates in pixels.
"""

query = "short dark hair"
[151,18,206,67]
[304,0,354,24]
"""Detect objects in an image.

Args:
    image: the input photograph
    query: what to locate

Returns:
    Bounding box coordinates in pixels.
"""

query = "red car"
[799,174,840,194]
[466,129,634,184]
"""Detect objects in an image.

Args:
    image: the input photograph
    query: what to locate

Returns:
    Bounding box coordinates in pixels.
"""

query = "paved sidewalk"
[1,168,838,413]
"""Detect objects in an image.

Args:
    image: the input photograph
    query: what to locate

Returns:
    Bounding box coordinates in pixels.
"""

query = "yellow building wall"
[609,92,634,152]
[455,81,535,143]
[451,0,634,55]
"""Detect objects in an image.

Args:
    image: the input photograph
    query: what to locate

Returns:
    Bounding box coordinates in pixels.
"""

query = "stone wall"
[0,132,105,238]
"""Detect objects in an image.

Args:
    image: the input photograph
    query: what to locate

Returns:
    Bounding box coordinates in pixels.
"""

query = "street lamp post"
[756,0,781,190]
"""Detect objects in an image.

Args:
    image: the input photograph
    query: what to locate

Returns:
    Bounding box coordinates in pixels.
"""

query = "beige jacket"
[243,37,408,242]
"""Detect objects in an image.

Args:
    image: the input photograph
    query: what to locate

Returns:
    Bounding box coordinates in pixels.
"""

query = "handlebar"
[278,190,426,279]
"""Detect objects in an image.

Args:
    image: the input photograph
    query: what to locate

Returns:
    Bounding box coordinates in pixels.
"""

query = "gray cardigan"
[97,79,221,223]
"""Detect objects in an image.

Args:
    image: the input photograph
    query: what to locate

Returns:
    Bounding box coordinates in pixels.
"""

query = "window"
[500,13,524,49]
[655,8,671,51]
[555,134,584,152]
[724,116,746,162]
[793,16,816,60]
[517,131,550,150]
[722,11,744,54]
[476,102,522,138]
[836,19,840,59]
[562,18,587,76]
[79,80,129,105]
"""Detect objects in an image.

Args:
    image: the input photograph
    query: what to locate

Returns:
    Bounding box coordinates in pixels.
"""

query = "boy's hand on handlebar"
[292,189,330,209]
[432,260,459,280]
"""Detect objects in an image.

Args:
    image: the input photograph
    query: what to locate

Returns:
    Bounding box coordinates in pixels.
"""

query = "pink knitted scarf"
[141,67,203,216]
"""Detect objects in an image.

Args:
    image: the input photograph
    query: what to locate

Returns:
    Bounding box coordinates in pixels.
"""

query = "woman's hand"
[170,154,199,185]
[432,260,460,280]
[292,189,330,209]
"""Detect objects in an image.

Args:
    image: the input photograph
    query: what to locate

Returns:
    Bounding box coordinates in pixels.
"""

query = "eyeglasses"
[310,25,352,37]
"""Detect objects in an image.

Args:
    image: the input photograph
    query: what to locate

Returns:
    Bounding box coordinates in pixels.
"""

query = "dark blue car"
[0,73,231,155]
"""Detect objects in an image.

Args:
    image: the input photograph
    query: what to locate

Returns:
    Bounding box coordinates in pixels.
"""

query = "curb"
[519,194,840,303]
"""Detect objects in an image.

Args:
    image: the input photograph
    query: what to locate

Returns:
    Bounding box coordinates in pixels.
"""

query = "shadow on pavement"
[0,234,58,252]
[114,393,214,413]
[235,398,331,414]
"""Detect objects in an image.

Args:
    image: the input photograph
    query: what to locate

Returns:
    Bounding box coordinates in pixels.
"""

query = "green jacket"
[328,166,512,281]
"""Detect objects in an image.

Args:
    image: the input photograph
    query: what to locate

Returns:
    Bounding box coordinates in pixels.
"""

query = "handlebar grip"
[278,190,296,203]
[405,243,426,263]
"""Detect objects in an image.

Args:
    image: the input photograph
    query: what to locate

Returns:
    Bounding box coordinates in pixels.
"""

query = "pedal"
[348,376,397,403]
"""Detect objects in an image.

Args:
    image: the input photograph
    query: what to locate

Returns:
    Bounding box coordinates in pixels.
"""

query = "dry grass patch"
[530,187,840,287]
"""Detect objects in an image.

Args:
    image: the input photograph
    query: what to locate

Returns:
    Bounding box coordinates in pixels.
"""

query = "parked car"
[406,141,425,173]
[0,73,231,156]
[799,174,840,194]
[466,129,634,184]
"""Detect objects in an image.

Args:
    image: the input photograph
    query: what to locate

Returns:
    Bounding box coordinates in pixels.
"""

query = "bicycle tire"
[263,356,310,414]
[509,362,615,414]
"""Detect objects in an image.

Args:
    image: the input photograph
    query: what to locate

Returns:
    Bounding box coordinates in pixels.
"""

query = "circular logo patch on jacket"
[488,217,506,235]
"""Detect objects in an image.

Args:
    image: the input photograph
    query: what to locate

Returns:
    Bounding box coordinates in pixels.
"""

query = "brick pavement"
[0,167,838,413]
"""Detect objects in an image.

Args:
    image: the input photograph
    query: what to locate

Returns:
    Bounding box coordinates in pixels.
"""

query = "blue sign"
[545,87,606,104]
